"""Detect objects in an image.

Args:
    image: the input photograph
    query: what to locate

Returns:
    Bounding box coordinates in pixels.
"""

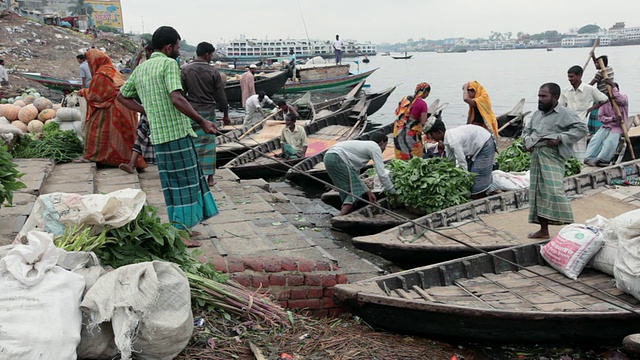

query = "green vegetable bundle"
[388,157,475,214]
[11,122,83,163]
[497,138,582,176]
[0,144,26,207]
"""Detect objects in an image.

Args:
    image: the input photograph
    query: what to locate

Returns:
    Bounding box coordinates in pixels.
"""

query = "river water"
[357,45,640,127]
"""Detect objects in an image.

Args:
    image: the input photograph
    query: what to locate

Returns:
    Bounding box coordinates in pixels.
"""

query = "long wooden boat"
[363,85,396,117]
[221,98,370,179]
[351,159,640,265]
[286,99,448,187]
[391,55,412,60]
[224,70,289,102]
[280,68,378,93]
[334,241,640,343]
[496,98,531,138]
[21,73,81,94]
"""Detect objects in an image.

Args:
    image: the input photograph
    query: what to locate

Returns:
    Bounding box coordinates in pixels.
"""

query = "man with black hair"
[244,91,276,126]
[280,113,307,159]
[76,54,91,88]
[325,132,396,216]
[426,120,495,199]
[275,99,298,120]
[117,26,219,247]
[589,53,615,96]
[523,82,588,240]
[181,41,230,187]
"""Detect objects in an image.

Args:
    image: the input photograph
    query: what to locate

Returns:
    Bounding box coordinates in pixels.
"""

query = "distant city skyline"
[119,0,639,45]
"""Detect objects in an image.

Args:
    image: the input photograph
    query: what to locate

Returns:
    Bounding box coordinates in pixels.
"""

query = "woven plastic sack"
[540,224,604,280]
[585,215,618,275]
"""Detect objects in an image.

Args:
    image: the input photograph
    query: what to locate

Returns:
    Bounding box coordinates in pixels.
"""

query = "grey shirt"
[180,60,228,113]
[522,104,588,161]
[79,61,91,88]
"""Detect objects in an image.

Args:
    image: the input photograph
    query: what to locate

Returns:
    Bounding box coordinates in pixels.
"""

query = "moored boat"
[496,98,531,138]
[21,73,81,94]
[281,68,378,93]
[224,70,289,102]
[222,98,370,179]
[351,159,640,265]
[391,54,412,60]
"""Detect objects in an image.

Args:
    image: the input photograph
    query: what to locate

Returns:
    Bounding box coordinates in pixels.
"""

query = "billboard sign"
[86,0,124,31]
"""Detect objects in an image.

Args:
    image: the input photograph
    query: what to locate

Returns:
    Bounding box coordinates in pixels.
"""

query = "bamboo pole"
[594,57,635,160]
[237,111,279,141]
[583,38,599,71]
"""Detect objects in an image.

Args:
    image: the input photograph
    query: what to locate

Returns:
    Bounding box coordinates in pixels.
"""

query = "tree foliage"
[68,0,93,16]
[578,24,601,34]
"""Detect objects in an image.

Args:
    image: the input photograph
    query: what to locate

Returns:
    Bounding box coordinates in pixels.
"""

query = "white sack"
[586,215,617,275]
[55,107,82,122]
[613,210,640,300]
[540,224,604,280]
[487,170,530,193]
[611,209,640,240]
[81,261,194,360]
[0,231,85,360]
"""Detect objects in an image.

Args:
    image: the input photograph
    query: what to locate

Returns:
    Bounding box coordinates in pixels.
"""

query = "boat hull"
[224,70,289,102]
[280,68,378,93]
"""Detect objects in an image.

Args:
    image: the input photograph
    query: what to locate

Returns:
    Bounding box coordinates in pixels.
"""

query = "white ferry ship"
[216,35,377,62]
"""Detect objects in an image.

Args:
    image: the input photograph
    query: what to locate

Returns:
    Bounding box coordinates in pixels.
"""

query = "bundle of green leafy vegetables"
[497,138,582,176]
[11,121,83,163]
[0,144,26,208]
[387,157,476,214]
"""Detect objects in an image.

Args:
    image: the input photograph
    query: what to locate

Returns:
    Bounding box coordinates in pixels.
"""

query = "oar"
[582,38,599,71]
[594,57,635,160]
[237,111,279,141]
[497,111,531,134]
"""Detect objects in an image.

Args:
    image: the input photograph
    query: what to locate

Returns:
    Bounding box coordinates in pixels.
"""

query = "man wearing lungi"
[523,83,588,239]
[117,26,219,247]
[426,120,496,199]
[325,132,396,216]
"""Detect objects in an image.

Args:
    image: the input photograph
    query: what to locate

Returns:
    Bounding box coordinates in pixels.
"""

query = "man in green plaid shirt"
[117,26,219,247]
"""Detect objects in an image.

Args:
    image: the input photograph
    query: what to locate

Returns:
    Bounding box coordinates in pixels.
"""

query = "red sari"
[79,49,144,167]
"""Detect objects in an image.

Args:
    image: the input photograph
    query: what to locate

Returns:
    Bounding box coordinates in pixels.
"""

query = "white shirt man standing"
[332,35,344,64]
[244,91,276,126]
[76,54,92,88]
[0,59,9,86]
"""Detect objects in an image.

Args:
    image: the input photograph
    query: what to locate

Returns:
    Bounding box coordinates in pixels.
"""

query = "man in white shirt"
[76,54,92,88]
[332,35,344,65]
[325,132,396,215]
[244,91,276,126]
[559,65,608,161]
[0,59,9,86]
[427,120,496,199]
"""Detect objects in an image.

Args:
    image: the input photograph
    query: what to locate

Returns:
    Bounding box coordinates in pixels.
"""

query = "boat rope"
[215,130,640,316]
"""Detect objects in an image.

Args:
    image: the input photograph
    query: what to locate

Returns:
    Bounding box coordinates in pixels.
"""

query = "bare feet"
[72,157,91,163]
[119,163,136,174]
[527,230,550,239]
[189,230,202,237]
[207,175,215,187]
[183,238,202,248]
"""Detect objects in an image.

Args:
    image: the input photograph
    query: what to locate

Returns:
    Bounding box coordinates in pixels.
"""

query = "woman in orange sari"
[463,81,499,138]
[393,82,431,160]
[75,49,144,168]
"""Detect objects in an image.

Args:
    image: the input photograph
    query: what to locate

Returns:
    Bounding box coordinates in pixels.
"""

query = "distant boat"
[362,55,370,63]
[547,48,553,51]
[392,53,412,60]
[380,52,391,56]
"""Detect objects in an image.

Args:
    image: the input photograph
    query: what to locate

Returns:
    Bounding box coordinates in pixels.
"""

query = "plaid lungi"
[325,152,366,205]
[132,114,155,164]
[587,109,602,135]
[469,139,495,195]
[528,146,573,225]
[191,110,217,176]
[155,136,218,230]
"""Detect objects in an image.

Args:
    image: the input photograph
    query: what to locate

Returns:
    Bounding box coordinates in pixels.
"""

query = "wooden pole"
[237,111,279,141]
[583,38,599,71]
[594,57,635,160]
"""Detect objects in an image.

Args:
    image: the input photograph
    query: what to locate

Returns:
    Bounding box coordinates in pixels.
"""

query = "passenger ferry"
[216,35,377,63]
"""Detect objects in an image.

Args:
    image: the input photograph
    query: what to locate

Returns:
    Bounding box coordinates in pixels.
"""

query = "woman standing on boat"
[74,49,142,167]
[393,82,431,160]
[463,81,499,138]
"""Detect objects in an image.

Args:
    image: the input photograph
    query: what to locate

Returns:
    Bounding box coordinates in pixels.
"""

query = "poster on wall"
[86,0,124,32]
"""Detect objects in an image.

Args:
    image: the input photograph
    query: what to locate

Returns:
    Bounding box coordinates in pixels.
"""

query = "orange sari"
[466,80,499,138]
[79,49,144,167]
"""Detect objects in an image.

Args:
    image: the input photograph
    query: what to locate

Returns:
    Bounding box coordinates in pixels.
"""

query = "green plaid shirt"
[120,52,196,145]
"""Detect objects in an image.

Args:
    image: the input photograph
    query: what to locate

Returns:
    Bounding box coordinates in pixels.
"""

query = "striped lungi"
[469,139,495,195]
[132,114,155,164]
[528,146,573,225]
[191,110,217,176]
[587,109,602,135]
[155,136,218,230]
[325,152,366,205]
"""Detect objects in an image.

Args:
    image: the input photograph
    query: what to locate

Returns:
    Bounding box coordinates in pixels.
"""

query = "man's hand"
[604,78,615,87]
[462,82,469,91]
[201,120,219,135]
[221,115,231,126]
[546,138,561,147]
[366,191,377,204]
[613,115,623,123]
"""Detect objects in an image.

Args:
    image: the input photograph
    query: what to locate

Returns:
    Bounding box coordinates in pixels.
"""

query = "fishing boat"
[288,99,449,189]
[224,70,289,102]
[496,98,531,138]
[334,240,640,343]
[21,73,81,94]
[350,159,640,265]
[221,97,370,179]
[280,68,378,93]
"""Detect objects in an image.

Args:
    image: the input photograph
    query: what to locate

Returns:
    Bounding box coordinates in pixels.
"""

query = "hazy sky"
[120,0,639,45]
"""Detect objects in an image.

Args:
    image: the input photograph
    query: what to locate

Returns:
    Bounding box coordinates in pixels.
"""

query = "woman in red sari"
[75,49,144,168]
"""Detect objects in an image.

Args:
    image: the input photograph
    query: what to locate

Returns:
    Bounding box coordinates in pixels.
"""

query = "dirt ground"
[0,11,138,101]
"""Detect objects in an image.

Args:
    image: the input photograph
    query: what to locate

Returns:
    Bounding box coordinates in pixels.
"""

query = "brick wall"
[203,255,348,317]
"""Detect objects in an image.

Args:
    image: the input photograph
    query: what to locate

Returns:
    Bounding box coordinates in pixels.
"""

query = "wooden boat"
[496,98,531,138]
[215,83,366,165]
[380,52,391,56]
[221,98,370,179]
[334,240,640,343]
[364,85,396,117]
[351,159,640,265]
[391,55,412,60]
[280,68,378,93]
[547,47,554,51]
[224,70,289,102]
[22,73,81,94]
[286,99,449,188]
